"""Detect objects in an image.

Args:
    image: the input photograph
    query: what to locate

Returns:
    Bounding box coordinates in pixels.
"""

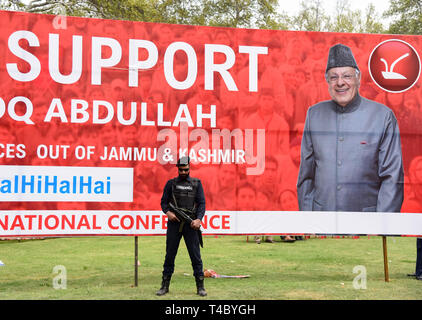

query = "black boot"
[156,275,171,296]
[195,276,207,297]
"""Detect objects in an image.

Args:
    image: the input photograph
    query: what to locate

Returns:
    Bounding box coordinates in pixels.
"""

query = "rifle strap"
[171,185,185,232]
[171,181,179,208]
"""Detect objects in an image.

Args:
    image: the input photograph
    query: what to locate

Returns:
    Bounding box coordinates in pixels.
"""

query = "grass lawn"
[0,235,421,300]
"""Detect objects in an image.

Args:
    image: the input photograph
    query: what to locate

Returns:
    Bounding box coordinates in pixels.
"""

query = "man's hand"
[166,211,180,222]
[191,219,201,230]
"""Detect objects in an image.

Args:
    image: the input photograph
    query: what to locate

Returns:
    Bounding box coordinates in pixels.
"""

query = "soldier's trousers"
[162,220,204,278]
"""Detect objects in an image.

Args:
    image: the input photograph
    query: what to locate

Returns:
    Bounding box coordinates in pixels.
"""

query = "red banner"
[0,10,421,236]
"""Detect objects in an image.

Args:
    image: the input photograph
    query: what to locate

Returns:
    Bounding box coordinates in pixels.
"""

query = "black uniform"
[416,238,422,277]
[160,176,206,278]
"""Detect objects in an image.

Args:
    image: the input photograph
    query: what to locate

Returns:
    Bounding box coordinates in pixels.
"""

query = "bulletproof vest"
[171,177,199,213]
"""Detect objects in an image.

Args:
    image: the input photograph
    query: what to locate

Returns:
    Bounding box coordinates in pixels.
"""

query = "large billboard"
[0,10,421,237]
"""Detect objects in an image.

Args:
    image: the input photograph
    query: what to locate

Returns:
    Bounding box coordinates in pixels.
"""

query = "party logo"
[368,39,420,93]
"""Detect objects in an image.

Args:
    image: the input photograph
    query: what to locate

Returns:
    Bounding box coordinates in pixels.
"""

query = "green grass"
[0,235,421,300]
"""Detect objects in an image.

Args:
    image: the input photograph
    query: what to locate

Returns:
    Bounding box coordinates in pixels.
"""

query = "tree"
[282,0,385,34]
[202,0,282,29]
[23,0,282,29]
[328,1,384,33]
[255,0,288,29]
[384,0,422,34]
[149,0,207,25]
[26,0,151,20]
[359,3,385,34]
[2,0,388,33]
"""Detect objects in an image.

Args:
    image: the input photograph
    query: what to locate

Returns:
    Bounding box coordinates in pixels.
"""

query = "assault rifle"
[169,202,203,248]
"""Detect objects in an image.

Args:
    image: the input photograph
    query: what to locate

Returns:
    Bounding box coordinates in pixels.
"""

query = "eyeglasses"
[178,168,190,173]
[326,73,356,84]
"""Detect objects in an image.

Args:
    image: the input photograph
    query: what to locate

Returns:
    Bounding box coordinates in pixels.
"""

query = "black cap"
[177,156,190,167]
[326,44,359,73]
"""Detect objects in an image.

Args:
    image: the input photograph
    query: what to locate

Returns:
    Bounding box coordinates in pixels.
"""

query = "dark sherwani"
[297,94,404,212]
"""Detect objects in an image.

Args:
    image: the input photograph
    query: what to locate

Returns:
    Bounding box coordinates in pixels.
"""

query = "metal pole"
[382,236,389,282]
[134,236,139,287]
